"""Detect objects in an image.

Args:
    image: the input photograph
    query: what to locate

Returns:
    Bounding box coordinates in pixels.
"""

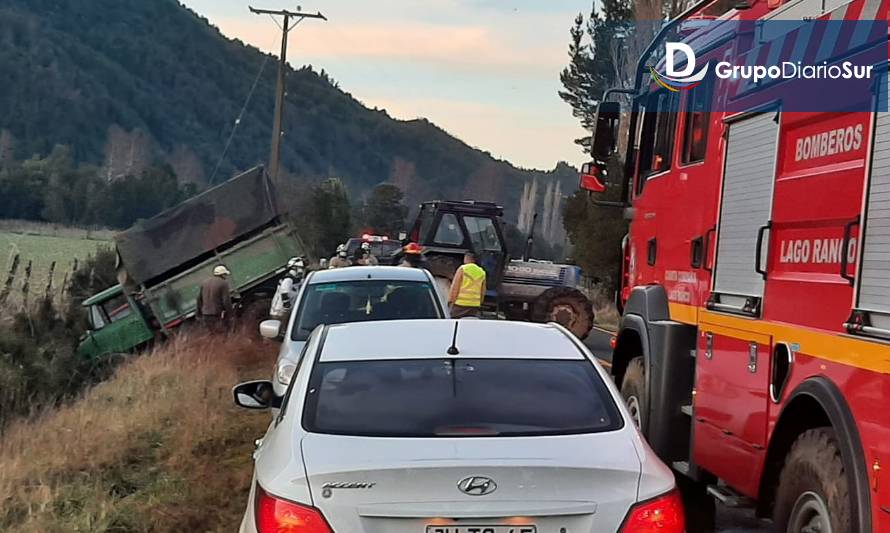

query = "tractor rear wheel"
[532,287,594,339]
[427,255,461,305]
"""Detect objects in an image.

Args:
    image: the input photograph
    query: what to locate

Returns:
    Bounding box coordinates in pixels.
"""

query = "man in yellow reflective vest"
[448,252,487,318]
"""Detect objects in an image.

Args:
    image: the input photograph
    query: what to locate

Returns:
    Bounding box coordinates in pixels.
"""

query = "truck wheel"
[773,428,851,533]
[621,357,647,431]
[532,287,594,339]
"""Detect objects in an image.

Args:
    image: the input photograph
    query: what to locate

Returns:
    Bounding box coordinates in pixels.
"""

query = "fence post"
[45,261,56,300]
[20,260,32,309]
[0,253,19,305]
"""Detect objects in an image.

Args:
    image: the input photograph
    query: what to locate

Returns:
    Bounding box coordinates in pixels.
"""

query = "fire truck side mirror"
[592,101,621,161]
[579,162,607,193]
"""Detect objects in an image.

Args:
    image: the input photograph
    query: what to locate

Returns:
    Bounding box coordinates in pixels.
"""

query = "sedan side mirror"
[233,380,281,410]
[259,319,282,339]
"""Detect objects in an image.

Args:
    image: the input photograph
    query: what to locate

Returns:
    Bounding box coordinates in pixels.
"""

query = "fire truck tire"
[531,287,594,339]
[620,357,647,431]
[773,428,851,533]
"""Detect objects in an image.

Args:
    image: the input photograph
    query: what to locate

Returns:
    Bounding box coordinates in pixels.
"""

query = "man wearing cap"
[196,265,234,332]
[447,252,486,318]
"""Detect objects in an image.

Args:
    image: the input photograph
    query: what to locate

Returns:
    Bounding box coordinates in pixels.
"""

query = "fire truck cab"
[581,0,889,530]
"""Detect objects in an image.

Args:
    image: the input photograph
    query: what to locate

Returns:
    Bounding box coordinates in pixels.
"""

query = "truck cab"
[76,285,155,359]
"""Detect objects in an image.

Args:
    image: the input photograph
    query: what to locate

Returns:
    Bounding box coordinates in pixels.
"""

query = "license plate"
[426,527,536,533]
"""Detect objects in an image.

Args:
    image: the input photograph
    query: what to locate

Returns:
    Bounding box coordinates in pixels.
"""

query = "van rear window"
[302,358,622,437]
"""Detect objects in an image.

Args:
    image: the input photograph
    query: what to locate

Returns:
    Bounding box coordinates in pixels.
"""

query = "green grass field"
[1,231,111,304]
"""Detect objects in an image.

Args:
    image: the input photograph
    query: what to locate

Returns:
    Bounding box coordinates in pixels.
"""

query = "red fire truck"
[580,0,888,530]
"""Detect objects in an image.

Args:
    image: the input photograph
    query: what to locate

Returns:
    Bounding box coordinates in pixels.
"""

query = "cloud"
[213,18,564,75]
[183,0,588,169]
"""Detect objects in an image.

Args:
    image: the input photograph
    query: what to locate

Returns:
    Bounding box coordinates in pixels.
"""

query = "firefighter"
[269,257,306,319]
[447,252,486,318]
[400,242,429,269]
[329,244,351,269]
[196,265,234,332]
[355,242,379,266]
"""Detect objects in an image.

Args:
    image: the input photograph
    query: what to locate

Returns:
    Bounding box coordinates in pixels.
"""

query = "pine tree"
[558,1,633,152]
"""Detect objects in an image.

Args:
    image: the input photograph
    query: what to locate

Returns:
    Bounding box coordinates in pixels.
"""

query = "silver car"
[235,319,684,532]
[260,266,449,396]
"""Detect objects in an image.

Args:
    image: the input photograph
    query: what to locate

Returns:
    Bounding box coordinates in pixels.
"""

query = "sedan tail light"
[619,489,685,533]
[255,484,333,533]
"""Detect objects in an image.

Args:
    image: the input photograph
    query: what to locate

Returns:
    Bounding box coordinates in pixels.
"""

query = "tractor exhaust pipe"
[524,213,538,262]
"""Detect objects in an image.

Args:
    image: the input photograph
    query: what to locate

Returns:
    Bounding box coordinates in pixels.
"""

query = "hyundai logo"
[457,476,497,496]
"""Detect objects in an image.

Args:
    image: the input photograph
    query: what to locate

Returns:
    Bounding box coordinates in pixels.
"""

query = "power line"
[208,34,278,184]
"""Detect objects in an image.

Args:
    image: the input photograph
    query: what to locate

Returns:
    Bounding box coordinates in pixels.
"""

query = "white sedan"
[259,266,449,397]
[234,319,684,533]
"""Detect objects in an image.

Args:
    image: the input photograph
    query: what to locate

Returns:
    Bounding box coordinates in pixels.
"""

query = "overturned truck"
[77,167,305,359]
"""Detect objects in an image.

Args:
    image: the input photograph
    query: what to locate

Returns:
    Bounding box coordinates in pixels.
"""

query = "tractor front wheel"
[532,287,594,339]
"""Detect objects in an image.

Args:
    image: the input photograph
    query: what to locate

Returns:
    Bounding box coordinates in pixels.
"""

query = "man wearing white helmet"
[354,241,379,266]
[329,244,351,269]
[196,264,234,332]
[269,257,306,318]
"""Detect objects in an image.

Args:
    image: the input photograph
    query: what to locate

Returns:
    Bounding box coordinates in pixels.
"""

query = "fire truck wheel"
[773,428,851,533]
[532,287,594,339]
[621,357,647,431]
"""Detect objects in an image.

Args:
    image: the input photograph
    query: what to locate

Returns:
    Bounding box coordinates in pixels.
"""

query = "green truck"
[76,167,306,359]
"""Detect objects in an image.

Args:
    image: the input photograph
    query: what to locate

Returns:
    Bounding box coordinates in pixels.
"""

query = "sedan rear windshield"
[303,358,622,437]
[291,280,441,341]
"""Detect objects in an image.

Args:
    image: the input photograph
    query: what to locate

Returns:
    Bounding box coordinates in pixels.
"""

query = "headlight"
[277,362,297,386]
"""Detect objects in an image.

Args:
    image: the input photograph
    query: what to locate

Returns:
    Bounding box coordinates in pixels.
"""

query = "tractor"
[407,200,595,339]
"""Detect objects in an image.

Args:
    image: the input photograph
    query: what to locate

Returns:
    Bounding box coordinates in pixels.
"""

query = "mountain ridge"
[0,0,575,224]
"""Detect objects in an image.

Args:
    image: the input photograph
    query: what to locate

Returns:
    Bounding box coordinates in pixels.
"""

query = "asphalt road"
[584,328,770,533]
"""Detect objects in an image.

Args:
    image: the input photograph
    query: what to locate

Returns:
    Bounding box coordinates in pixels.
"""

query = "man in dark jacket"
[196,265,234,332]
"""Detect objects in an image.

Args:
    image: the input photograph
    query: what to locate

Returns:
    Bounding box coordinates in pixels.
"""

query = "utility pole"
[249,6,326,182]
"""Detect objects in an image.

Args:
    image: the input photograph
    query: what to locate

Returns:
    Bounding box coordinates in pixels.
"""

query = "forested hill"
[0,0,575,222]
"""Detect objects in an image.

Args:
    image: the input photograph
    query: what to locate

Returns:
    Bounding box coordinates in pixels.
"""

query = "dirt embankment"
[0,330,275,532]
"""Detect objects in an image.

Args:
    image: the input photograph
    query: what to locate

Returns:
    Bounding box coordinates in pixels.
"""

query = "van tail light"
[255,484,333,533]
[619,489,685,533]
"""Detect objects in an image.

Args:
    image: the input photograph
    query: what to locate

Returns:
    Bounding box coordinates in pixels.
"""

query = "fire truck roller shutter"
[712,112,780,308]
[858,70,890,320]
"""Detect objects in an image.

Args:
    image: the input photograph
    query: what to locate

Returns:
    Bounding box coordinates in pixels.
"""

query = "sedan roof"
[319,319,585,362]
[308,266,428,284]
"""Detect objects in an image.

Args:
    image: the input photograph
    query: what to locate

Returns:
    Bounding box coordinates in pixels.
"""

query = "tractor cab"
[408,200,508,303]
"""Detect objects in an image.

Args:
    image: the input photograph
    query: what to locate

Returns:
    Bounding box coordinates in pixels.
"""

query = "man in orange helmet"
[400,242,429,269]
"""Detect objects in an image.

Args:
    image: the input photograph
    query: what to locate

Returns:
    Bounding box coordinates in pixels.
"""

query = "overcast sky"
[181,0,592,170]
